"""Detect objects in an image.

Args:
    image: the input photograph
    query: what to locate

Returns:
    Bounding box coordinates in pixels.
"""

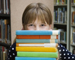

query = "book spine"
[62,0,64,4]
[0,0,2,13]
[17,51,58,58]
[58,8,60,23]
[56,0,59,5]
[65,11,67,23]
[16,43,58,47]
[55,11,58,23]
[16,39,58,43]
[6,0,9,14]
[74,14,75,24]
[60,0,62,5]
[3,51,5,60]
[73,32,75,43]
[74,0,75,5]
[71,0,73,5]
[3,0,6,14]
[16,47,57,52]
[16,30,60,35]
[16,35,58,39]
[15,57,56,60]
[54,10,55,22]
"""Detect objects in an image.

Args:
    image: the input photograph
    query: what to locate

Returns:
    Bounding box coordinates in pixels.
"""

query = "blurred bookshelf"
[60,41,67,44]
[0,14,10,19]
[54,0,75,55]
[54,23,67,25]
[54,0,68,48]
[70,0,75,54]
[54,4,67,7]
[0,0,11,60]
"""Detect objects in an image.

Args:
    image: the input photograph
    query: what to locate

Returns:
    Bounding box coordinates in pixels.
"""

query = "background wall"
[10,0,54,44]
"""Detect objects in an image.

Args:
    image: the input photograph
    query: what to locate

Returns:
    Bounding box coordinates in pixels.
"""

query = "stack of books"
[15,30,60,60]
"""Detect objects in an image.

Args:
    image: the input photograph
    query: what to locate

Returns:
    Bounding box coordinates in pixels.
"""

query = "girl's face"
[25,18,52,30]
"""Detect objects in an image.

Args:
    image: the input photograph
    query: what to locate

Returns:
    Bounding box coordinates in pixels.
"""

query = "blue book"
[16,30,60,35]
[15,57,56,60]
[16,39,58,43]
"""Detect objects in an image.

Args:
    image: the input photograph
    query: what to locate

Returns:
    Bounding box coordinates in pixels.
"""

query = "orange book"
[16,35,58,39]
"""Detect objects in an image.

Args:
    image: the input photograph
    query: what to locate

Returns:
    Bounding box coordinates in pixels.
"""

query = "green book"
[17,51,58,58]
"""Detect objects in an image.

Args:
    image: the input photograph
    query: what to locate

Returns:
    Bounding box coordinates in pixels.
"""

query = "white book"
[18,43,58,47]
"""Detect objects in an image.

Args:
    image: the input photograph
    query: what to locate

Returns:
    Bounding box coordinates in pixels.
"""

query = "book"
[63,7,66,23]
[0,46,2,60]
[54,0,67,5]
[62,0,64,4]
[73,32,75,44]
[57,8,60,23]
[74,0,75,5]
[71,27,75,43]
[54,7,67,24]
[1,19,5,42]
[72,48,75,55]
[3,51,5,60]
[60,31,66,42]
[58,8,63,23]
[65,11,67,23]
[16,43,58,47]
[0,20,1,41]
[16,30,60,35]
[16,39,58,43]
[71,0,74,5]
[56,0,59,5]
[15,57,56,60]
[16,47,57,52]
[7,24,11,44]
[72,11,75,25]
[4,19,10,43]
[17,51,58,58]
[55,10,58,23]
[0,0,9,14]
[0,0,2,13]
[16,35,58,39]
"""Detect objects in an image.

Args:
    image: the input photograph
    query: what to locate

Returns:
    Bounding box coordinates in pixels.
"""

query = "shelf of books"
[0,0,10,60]
[70,0,75,55]
[0,14,10,19]
[54,23,67,25]
[54,4,67,7]
[54,0,67,48]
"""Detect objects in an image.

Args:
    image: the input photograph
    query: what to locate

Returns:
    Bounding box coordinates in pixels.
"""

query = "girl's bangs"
[24,8,49,24]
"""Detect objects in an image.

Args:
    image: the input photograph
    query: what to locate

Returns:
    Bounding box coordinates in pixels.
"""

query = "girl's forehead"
[29,19,47,24]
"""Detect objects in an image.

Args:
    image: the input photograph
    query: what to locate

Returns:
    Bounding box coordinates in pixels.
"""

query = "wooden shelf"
[54,4,67,7]
[54,23,67,25]
[71,5,75,7]
[0,14,10,19]
[71,24,75,27]
[60,41,67,44]
[71,44,75,47]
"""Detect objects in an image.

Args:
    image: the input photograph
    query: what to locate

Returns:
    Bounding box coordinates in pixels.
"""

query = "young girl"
[8,3,75,60]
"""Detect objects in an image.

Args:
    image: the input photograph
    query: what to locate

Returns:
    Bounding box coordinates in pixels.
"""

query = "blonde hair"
[22,3,52,29]
[14,3,52,43]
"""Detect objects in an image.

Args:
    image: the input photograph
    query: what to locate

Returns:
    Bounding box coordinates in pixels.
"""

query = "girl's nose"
[35,26,40,30]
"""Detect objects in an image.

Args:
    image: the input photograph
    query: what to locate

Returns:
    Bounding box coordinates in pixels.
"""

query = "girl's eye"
[29,24,34,26]
[41,24,45,26]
